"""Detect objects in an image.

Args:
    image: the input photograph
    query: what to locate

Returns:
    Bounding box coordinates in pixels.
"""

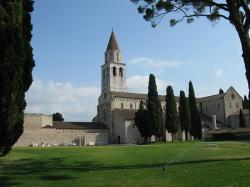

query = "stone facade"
[97,31,245,143]
[15,113,108,147]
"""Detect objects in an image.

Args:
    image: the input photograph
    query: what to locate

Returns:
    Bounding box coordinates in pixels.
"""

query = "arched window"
[119,67,123,77]
[130,103,133,109]
[113,67,116,76]
[121,103,124,109]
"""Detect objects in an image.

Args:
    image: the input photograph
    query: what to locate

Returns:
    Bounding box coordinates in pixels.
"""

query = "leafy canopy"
[130,0,249,32]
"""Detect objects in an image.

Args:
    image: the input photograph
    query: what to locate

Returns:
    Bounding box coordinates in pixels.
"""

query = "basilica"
[96,31,249,144]
[15,31,249,147]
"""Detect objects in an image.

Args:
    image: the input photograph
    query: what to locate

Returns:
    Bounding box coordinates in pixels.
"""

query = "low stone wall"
[15,114,108,147]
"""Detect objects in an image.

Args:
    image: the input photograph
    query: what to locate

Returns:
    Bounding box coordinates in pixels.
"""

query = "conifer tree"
[179,90,191,141]
[165,86,178,142]
[0,0,34,157]
[52,113,64,121]
[239,109,246,128]
[219,88,224,94]
[188,81,202,140]
[243,95,249,110]
[147,74,163,140]
[134,100,150,143]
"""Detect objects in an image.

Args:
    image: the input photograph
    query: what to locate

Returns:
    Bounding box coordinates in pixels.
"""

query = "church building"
[96,31,249,144]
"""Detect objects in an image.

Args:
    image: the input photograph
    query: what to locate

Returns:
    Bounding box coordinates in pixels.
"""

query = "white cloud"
[127,75,171,95]
[25,80,100,121]
[128,57,183,74]
[215,69,224,78]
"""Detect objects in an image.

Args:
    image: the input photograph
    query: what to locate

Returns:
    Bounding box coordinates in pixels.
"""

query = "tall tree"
[243,95,249,109]
[165,86,179,142]
[0,0,35,157]
[134,100,150,143]
[52,113,64,121]
[219,88,224,94]
[179,90,191,141]
[188,81,202,140]
[131,0,250,111]
[147,74,163,140]
[239,109,246,127]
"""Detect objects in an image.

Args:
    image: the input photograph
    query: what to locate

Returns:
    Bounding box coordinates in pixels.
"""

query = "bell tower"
[101,31,126,93]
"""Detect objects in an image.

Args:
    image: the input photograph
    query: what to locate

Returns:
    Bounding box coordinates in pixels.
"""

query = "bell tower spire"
[101,31,126,93]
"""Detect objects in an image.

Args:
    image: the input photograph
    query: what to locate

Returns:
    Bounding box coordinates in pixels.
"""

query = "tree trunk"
[185,131,188,141]
[227,0,250,109]
[172,133,174,142]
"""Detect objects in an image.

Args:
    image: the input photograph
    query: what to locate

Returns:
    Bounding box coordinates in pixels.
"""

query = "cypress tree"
[219,88,224,94]
[134,100,150,143]
[179,90,191,141]
[165,86,178,142]
[0,0,34,157]
[147,74,163,140]
[239,109,246,128]
[243,95,249,110]
[188,81,202,140]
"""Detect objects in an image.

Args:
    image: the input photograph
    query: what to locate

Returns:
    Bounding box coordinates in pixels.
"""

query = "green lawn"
[1,141,250,187]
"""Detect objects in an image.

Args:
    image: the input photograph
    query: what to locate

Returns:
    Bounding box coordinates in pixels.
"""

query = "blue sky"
[25,0,248,121]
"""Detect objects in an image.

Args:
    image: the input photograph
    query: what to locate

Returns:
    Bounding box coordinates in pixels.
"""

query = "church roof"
[43,122,108,130]
[111,92,180,102]
[106,31,120,51]
[197,93,225,103]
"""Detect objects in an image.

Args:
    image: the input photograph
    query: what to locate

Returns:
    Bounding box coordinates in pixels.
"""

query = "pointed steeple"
[106,31,120,51]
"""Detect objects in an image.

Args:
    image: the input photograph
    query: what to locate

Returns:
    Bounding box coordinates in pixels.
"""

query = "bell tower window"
[119,67,123,77]
[113,67,116,76]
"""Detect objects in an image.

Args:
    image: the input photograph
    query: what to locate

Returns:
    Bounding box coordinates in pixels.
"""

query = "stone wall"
[125,120,142,144]
[200,99,225,123]
[15,114,108,147]
[224,87,243,126]
[228,114,250,128]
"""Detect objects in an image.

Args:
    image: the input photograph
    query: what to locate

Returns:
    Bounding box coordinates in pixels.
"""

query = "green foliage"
[52,113,64,122]
[243,95,249,110]
[239,109,246,128]
[131,0,250,115]
[131,0,231,27]
[165,85,178,141]
[219,88,224,94]
[179,90,191,140]
[147,74,163,138]
[134,100,150,143]
[0,0,34,157]
[188,81,202,139]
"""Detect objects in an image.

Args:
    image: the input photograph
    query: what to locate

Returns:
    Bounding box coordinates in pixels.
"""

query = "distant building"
[96,31,248,143]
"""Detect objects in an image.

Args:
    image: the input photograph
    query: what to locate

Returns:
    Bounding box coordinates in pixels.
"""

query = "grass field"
[0,141,250,187]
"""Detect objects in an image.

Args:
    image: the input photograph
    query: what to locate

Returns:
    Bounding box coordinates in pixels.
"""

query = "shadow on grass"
[1,156,250,186]
[0,176,20,187]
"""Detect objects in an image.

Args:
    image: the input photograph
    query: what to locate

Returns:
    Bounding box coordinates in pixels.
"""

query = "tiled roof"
[197,93,225,102]
[43,122,108,130]
[111,92,180,102]
[106,31,120,51]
